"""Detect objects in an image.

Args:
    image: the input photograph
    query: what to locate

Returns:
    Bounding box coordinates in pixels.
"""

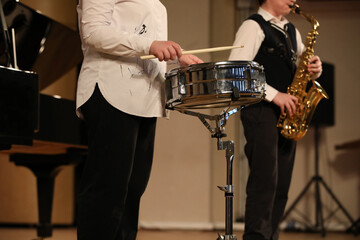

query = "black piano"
[0,0,86,238]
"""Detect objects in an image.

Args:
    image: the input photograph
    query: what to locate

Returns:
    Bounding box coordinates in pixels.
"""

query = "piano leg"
[10,150,86,239]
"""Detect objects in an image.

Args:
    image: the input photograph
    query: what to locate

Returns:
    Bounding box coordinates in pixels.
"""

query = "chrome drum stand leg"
[180,108,240,240]
[215,138,237,240]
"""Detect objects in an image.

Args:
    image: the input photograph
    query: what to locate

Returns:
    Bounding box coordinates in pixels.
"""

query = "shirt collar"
[258,7,289,25]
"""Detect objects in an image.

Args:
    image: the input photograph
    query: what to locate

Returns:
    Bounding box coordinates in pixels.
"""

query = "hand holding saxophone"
[272,92,298,116]
[273,54,322,118]
[273,47,322,118]
[307,55,322,78]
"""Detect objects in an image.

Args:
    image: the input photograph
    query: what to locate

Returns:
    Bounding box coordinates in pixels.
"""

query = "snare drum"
[165,61,266,110]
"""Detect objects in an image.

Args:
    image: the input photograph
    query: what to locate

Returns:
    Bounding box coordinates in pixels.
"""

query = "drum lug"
[231,87,240,100]
[178,72,187,94]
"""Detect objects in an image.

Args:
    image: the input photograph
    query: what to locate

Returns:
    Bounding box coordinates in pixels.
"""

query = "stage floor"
[0,228,358,240]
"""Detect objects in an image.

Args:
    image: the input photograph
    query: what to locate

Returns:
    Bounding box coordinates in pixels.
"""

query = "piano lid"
[0,0,83,90]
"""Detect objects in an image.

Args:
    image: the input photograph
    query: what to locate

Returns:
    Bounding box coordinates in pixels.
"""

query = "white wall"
[139,0,214,229]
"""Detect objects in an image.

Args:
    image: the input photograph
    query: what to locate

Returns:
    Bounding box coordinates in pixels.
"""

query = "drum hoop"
[176,77,256,85]
[166,61,262,78]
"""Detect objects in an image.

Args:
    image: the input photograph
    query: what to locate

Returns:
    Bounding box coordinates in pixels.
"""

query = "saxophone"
[276,4,329,141]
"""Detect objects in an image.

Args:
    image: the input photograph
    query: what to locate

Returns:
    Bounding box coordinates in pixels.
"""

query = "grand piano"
[0,0,86,238]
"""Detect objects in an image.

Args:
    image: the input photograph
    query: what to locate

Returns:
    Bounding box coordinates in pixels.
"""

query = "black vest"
[249,14,298,93]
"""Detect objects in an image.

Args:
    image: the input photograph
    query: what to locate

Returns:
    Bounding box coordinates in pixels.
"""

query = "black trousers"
[77,85,157,240]
[241,101,296,240]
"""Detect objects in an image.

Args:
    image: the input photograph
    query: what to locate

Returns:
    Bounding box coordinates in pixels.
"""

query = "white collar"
[258,7,289,25]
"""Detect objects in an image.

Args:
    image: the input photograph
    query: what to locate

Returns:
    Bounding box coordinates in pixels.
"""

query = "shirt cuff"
[264,83,279,102]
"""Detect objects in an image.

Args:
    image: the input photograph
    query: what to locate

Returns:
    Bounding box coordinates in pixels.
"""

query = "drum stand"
[179,107,240,240]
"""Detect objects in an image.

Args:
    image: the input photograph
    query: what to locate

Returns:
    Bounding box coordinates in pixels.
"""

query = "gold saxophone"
[276,4,329,141]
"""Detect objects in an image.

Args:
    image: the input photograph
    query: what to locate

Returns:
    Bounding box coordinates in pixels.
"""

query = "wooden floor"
[0,228,358,240]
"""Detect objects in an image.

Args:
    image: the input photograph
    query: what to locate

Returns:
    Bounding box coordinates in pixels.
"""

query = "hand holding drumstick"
[147,41,243,66]
[149,41,203,66]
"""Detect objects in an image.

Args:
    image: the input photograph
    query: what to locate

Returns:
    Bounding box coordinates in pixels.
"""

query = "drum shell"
[165,61,266,109]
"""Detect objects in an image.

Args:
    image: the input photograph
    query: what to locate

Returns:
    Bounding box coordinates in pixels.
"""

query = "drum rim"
[166,60,262,77]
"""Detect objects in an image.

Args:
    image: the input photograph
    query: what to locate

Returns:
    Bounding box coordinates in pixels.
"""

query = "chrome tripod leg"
[217,140,238,240]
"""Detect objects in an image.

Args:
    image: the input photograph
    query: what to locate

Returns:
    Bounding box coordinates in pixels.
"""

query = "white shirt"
[229,7,305,102]
[76,0,168,118]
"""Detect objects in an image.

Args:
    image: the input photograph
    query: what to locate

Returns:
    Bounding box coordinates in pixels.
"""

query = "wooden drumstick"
[140,45,244,60]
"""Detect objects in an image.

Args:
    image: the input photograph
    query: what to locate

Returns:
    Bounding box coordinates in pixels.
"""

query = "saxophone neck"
[290,4,319,31]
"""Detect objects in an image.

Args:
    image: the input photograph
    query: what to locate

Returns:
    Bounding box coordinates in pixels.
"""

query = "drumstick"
[140,45,244,60]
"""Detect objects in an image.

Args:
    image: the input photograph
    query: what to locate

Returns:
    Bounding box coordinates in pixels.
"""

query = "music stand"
[282,124,357,236]
[0,0,14,67]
